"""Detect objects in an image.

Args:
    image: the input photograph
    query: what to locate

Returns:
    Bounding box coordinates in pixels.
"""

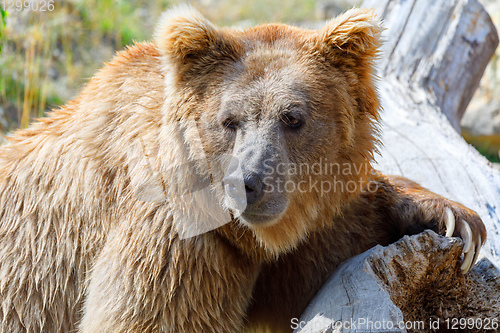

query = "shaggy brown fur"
[0,6,486,333]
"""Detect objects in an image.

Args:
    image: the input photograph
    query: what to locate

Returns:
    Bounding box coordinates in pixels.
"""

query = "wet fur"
[0,6,485,333]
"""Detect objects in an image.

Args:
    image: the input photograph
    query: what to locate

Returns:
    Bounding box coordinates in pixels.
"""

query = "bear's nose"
[242,172,264,205]
[223,171,264,207]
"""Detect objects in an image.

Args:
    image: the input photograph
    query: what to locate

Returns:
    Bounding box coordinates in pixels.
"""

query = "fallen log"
[296,231,500,333]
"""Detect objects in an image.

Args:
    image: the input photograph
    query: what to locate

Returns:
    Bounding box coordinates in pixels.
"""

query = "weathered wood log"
[367,233,500,332]
[295,231,500,333]
[293,246,406,333]
[365,0,498,131]
[296,0,500,331]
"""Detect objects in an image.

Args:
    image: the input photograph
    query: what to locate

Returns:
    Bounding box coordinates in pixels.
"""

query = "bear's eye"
[281,113,303,129]
[222,118,237,130]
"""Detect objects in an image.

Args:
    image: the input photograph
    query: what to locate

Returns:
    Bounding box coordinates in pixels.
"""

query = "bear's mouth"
[239,210,282,225]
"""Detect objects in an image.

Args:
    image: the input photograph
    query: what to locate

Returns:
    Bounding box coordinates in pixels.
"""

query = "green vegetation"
[75,0,171,50]
[0,7,6,53]
[0,1,171,130]
[476,145,500,164]
[0,7,6,26]
[462,132,500,163]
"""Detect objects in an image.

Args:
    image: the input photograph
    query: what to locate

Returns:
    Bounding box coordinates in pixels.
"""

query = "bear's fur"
[0,6,486,333]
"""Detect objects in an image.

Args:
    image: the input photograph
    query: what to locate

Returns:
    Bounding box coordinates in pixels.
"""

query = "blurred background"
[0,0,499,164]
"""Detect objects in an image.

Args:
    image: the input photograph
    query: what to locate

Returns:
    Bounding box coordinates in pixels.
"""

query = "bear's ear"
[154,5,241,77]
[317,8,382,62]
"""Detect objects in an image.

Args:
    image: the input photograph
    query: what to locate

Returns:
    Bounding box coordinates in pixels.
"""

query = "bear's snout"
[242,171,264,205]
[223,171,264,207]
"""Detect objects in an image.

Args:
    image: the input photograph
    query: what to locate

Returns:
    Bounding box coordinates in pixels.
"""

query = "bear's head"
[154,5,382,256]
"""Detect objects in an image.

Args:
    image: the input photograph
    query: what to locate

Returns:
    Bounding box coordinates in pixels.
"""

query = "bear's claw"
[445,207,455,238]
[444,207,480,274]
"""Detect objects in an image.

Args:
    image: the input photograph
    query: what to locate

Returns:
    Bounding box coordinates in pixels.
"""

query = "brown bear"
[0,5,486,333]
